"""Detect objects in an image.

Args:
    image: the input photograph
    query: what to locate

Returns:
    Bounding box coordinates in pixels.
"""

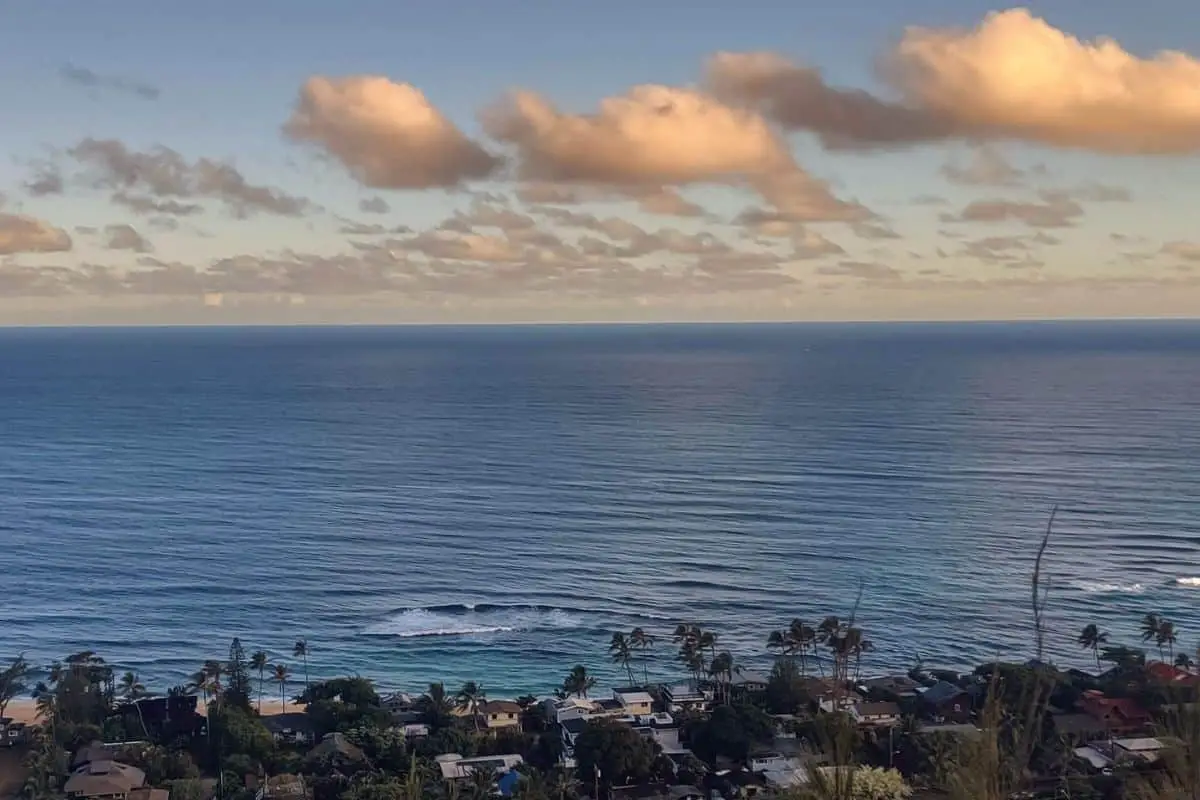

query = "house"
[1074,737,1176,770]
[1145,661,1199,686]
[261,713,317,746]
[1,718,28,747]
[64,761,146,800]
[478,700,523,730]
[1077,691,1152,736]
[127,790,169,800]
[662,682,712,713]
[380,692,415,713]
[307,733,365,764]
[435,753,524,781]
[629,713,682,751]
[398,723,429,738]
[851,701,901,728]
[918,681,971,723]
[731,672,769,695]
[815,689,865,714]
[1050,710,1108,742]
[614,689,655,717]
[858,676,921,701]
[749,755,809,791]
[254,773,309,800]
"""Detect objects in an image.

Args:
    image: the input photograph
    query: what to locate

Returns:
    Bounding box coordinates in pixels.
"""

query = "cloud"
[284,76,500,188]
[60,63,160,100]
[25,164,65,196]
[483,85,793,184]
[817,261,902,281]
[791,229,846,259]
[852,221,901,240]
[0,213,73,255]
[626,186,707,217]
[70,138,310,217]
[1162,241,1200,262]
[104,224,153,253]
[1071,183,1133,202]
[709,9,1200,155]
[358,196,390,214]
[940,145,1024,186]
[942,190,1083,228]
[958,232,1058,265]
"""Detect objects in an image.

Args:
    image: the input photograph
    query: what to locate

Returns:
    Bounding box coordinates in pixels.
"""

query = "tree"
[609,634,635,686]
[1077,624,1108,670]
[685,703,775,764]
[0,654,30,723]
[765,658,807,715]
[272,664,291,711]
[456,681,486,732]
[708,651,737,705]
[202,659,225,705]
[1142,613,1163,657]
[837,767,912,800]
[293,640,310,689]
[629,628,655,686]
[572,719,655,798]
[250,651,268,712]
[118,671,145,701]
[226,638,253,709]
[1176,652,1195,672]
[1157,619,1179,660]
[419,682,455,731]
[549,766,580,800]
[561,666,596,699]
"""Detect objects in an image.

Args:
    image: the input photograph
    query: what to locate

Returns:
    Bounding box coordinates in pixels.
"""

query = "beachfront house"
[751,754,810,791]
[1077,690,1152,736]
[614,689,655,716]
[436,753,524,781]
[731,671,769,698]
[261,713,317,747]
[1074,737,1177,771]
[850,701,902,728]
[64,760,149,800]
[630,712,683,751]
[1145,661,1200,686]
[478,700,523,730]
[661,681,713,713]
[858,675,921,702]
[918,681,971,723]
[0,718,28,747]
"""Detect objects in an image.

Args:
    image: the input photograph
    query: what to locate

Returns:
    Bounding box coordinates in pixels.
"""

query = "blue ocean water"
[1,321,1198,697]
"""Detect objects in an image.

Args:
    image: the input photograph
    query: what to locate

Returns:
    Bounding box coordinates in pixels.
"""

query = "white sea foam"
[1175,577,1200,588]
[362,606,581,638]
[1072,580,1145,594]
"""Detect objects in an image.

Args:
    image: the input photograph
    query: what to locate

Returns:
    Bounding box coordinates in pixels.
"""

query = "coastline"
[3,697,306,724]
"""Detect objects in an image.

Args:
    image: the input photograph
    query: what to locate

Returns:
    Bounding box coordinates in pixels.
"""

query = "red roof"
[1145,662,1199,684]
[1079,691,1151,724]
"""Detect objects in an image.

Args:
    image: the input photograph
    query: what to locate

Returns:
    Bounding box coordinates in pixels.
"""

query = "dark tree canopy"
[573,719,656,796]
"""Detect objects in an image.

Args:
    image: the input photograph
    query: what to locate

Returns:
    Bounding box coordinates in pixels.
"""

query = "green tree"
[609,634,635,686]
[561,666,596,699]
[685,703,774,764]
[118,671,146,701]
[250,651,268,712]
[456,681,486,732]
[0,654,30,723]
[572,719,655,798]
[293,639,310,689]
[1142,613,1163,657]
[225,638,253,709]
[272,664,291,712]
[1157,618,1179,660]
[1076,624,1108,670]
[765,658,807,714]
[419,682,455,731]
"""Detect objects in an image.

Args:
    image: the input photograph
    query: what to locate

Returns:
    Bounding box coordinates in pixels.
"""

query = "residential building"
[261,713,317,746]
[858,676,921,701]
[629,713,682,751]
[851,701,901,728]
[731,672,769,695]
[435,753,524,781]
[1,718,28,747]
[1077,691,1152,736]
[750,755,809,791]
[1074,737,1176,770]
[661,682,712,713]
[64,761,147,800]
[1145,662,1199,686]
[478,700,523,730]
[918,681,971,723]
[613,689,654,716]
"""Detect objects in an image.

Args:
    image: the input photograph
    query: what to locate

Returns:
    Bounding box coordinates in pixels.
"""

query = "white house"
[851,701,902,728]
[435,753,524,781]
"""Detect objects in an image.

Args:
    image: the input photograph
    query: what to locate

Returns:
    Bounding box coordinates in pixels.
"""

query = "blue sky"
[2,0,1199,323]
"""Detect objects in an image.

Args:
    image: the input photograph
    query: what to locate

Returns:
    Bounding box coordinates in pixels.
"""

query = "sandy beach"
[3,697,306,724]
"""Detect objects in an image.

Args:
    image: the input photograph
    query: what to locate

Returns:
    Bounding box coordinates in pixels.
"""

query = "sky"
[2,0,1200,324]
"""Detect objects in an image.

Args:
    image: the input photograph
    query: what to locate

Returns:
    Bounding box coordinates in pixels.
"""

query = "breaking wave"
[1072,580,1145,594]
[362,604,584,638]
[1176,577,1200,588]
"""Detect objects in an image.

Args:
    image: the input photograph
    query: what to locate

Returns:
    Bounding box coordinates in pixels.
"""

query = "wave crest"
[362,604,583,638]
[1176,577,1200,588]
[1072,580,1145,594]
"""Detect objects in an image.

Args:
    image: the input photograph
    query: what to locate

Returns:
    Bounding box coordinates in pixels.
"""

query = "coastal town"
[1,615,1197,800]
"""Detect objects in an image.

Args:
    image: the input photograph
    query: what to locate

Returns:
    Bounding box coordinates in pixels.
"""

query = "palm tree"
[250,651,268,712]
[562,665,596,699]
[456,681,485,732]
[549,766,580,800]
[629,627,654,686]
[1157,619,1178,660]
[293,640,310,689]
[420,682,455,730]
[789,619,816,677]
[1175,652,1195,672]
[709,651,737,705]
[1141,613,1162,651]
[189,669,210,705]
[609,633,635,686]
[1077,624,1109,670]
[119,671,145,701]
[272,664,291,712]
[202,659,225,703]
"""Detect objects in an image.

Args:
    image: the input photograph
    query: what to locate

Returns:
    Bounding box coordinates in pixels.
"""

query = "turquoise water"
[1,322,1198,696]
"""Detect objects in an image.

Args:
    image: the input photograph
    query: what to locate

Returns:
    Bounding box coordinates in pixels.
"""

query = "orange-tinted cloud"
[709,9,1200,155]
[285,76,501,189]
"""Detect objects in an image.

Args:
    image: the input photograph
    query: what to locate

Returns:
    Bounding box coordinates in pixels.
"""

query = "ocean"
[1,321,1198,697]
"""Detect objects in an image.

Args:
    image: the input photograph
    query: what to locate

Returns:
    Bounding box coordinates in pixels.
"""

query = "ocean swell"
[362,604,584,638]
[1071,580,1145,594]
